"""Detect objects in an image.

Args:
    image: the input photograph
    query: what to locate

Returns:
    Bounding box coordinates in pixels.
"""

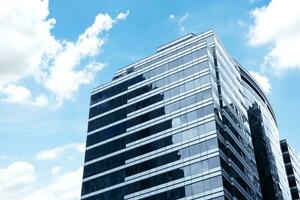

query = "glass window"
[203,104,213,116]
[180,148,189,159]
[164,90,170,99]
[197,108,204,118]
[200,75,210,85]
[155,66,163,75]
[205,121,215,132]
[185,95,195,106]
[203,179,210,192]
[171,101,180,112]
[184,67,194,77]
[179,84,185,94]
[185,185,193,196]
[194,78,200,88]
[202,89,211,100]
[163,64,168,73]
[183,53,192,63]
[199,141,207,153]
[185,81,194,92]
[188,127,198,139]
[172,133,182,144]
[198,124,205,136]
[192,181,203,195]
[207,138,217,150]
[209,156,220,169]
[180,98,186,109]
[144,71,150,79]
[168,60,177,70]
[187,111,197,122]
[183,165,191,176]
[150,69,155,77]
[172,117,181,127]
[177,57,183,66]
[163,76,169,85]
[190,162,201,175]
[156,79,163,88]
[180,114,188,124]
[192,51,198,60]
[195,92,202,102]
[210,176,222,189]
[170,87,180,97]
[199,60,208,71]
[197,48,206,58]
[178,71,184,80]
[189,144,200,156]
[201,159,209,172]
[170,73,178,83]
[182,130,189,141]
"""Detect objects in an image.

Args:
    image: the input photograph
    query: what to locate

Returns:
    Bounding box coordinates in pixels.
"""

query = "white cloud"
[250,71,272,93]
[36,143,85,160]
[0,0,129,106]
[0,161,36,200]
[117,10,130,20]
[0,84,48,106]
[169,13,189,32]
[248,0,300,74]
[51,166,62,176]
[23,167,83,200]
[0,161,82,200]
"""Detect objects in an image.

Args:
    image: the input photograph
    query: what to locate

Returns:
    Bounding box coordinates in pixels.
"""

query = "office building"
[81,30,290,199]
[280,139,300,199]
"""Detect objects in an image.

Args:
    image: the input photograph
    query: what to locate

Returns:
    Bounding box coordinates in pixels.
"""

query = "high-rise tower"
[280,139,300,199]
[81,30,290,200]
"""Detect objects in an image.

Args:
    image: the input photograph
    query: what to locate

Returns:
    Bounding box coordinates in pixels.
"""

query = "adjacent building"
[81,30,292,200]
[280,139,300,199]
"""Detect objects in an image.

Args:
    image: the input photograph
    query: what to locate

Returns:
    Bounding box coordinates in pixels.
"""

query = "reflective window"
[210,175,223,188]
[187,111,197,122]
[172,117,181,127]
[205,121,215,132]
[198,124,205,136]
[192,181,204,194]
[207,138,218,150]
[188,127,198,139]
[185,80,194,91]
[185,95,195,106]
[209,156,220,169]
[201,159,209,172]
[190,162,201,175]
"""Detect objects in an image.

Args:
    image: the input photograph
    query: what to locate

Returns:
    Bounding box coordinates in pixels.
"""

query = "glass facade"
[280,139,300,199]
[240,65,292,200]
[81,30,289,199]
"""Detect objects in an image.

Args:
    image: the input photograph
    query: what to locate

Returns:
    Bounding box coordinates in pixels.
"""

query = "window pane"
[205,121,215,132]
[210,175,222,189]
[187,111,197,122]
[192,181,203,194]
[190,162,201,175]
[172,133,182,144]
[198,124,205,136]
[201,159,209,172]
[172,117,181,127]
[186,95,195,106]
[209,156,220,169]
[185,81,194,92]
[203,179,210,192]
[188,127,198,139]
[207,138,217,150]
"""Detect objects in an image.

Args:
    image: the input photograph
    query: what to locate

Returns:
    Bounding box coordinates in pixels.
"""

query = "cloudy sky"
[0,0,300,199]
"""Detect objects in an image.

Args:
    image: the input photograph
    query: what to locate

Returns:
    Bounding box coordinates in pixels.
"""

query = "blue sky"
[0,0,299,199]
